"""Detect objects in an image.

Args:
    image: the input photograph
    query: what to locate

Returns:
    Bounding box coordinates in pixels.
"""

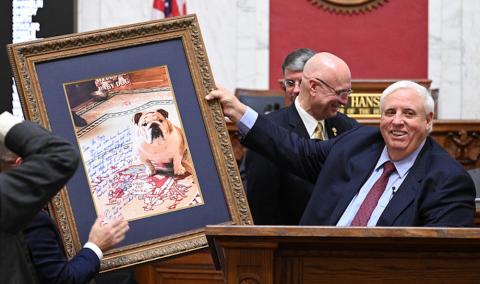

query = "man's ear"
[426,112,434,130]
[308,79,317,96]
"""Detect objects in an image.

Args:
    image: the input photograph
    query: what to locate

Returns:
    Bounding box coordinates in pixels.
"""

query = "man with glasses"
[281,48,316,106]
[207,75,475,227]
[242,52,357,225]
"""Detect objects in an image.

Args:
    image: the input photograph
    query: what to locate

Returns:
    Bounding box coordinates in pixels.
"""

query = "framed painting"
[8,15,252,271]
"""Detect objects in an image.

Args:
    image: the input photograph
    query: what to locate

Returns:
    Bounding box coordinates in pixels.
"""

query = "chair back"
[235,88,285,114]
[468,168,480,204]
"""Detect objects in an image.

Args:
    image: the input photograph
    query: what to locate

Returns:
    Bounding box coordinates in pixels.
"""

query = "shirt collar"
[294,98,325,138]
[375,139,426,178]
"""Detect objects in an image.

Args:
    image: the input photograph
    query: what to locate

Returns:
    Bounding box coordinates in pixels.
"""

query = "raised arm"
[0,112,79,233]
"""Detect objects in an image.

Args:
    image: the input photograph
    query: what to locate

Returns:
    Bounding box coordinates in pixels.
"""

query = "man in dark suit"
[243,51,357,224]
[0,112,79,283]
[1,143,131,284]
[207,57,476,226]
[23,209,130,284]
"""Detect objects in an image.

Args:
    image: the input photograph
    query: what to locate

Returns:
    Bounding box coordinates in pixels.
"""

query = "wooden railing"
[206,225,480,284]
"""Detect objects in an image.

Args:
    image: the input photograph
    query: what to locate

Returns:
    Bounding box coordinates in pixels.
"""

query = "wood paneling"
[134,249,223,284]
[207,225,480,284]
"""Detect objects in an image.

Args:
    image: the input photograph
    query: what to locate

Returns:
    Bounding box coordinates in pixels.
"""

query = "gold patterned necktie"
[312,122,325,140]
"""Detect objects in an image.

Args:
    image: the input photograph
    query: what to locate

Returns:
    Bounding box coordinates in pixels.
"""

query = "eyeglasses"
[283,79,302,88]
[308,77,352,98]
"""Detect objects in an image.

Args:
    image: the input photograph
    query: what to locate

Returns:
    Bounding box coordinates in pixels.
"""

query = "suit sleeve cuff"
[84,242,103,260]
[238,106,258,135]
[0,112,23,143]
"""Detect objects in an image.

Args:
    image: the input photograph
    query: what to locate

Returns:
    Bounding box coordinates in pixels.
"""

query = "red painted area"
[270,0,428,89]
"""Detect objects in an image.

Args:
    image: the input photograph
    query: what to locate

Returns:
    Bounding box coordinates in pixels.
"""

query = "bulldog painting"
[133,109,193,176]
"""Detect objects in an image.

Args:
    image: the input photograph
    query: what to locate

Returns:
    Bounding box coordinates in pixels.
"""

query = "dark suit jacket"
[24,211,100,284]
[0,121,79,284]
[243,105,357,224]
[243,115,476,226]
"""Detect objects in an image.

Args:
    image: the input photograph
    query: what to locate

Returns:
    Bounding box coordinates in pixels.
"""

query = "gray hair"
[281,48,316,74]
[380,80,434,132]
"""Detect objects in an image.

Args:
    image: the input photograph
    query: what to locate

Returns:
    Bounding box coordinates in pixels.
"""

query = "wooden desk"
[135,119,480,283]
[134,249,223,284]
[207,225,480,284]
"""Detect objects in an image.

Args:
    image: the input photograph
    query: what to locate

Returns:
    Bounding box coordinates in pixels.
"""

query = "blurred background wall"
[2,0,479,119]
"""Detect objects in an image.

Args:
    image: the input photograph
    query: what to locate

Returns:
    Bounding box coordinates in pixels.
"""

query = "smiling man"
[243,51,357,225]
[379,84,434,161]
[207,80,476,227]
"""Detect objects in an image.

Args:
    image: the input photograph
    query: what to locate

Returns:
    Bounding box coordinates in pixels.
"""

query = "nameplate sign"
[339,93,381,119]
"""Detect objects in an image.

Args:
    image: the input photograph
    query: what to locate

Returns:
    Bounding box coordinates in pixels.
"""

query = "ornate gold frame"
[8,15,252,271]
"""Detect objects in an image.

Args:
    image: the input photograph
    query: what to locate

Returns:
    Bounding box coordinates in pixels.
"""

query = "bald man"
[243,52,357,225]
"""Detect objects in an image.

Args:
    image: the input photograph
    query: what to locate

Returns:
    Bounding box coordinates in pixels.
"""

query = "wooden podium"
[206,225,480,284]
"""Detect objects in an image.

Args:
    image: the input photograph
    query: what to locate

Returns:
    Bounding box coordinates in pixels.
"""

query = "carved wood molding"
[443,130,480,168]
[310,0,389,14]
[239,278,260,284]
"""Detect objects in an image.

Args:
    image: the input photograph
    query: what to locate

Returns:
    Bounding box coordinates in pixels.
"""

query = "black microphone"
[392,186,398,194]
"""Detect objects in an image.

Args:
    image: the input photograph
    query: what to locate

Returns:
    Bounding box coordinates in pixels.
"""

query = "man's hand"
[88,216,129,252]
[205,87,247,123]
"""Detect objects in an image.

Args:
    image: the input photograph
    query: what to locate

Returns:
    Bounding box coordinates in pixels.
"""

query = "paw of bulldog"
[174,165,186,176]
[145,164,156,176]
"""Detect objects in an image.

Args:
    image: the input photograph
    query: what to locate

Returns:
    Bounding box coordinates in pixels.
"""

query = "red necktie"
[351,161,396,226]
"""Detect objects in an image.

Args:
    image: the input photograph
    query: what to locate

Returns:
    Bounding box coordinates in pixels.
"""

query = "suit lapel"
[377,140,432,225]
[287,105,309,137]
[325,115,350,138]
[324,118,339,138]
[377,183,416,226]
[328,141,384,224]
